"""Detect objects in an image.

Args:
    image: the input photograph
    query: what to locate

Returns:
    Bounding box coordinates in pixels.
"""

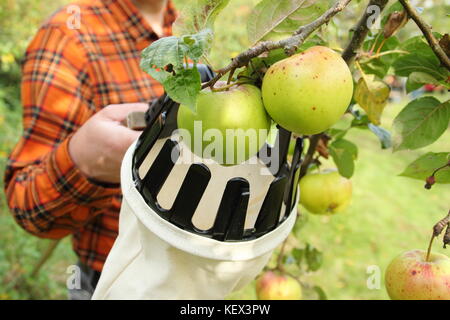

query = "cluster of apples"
[177,45,450,300]
[177,46,354,165]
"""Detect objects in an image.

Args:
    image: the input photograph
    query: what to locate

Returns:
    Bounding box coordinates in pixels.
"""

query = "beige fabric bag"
[92,141,297,300]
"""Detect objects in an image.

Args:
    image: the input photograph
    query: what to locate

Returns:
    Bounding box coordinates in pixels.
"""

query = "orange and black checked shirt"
[4,0,177,272]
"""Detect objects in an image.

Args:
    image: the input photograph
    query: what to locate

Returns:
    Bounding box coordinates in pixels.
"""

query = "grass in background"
[298,92,450,300]
[0,100,76,299]
[228,92,450,300]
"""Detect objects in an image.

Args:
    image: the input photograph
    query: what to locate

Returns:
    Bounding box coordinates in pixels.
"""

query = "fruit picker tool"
[92,64,304,299]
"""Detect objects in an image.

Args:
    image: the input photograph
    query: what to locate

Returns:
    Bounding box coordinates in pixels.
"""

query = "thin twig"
[202,0,353,89]
[276,239,288,272]
[299,134,322,179]
[360,49,409,62]
[341,0,389,63]
[30,240,60,278]
[398,0,450,71]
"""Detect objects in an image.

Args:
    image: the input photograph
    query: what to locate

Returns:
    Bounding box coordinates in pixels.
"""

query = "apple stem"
[226,68,236,86]
[210,82,238,92]
[210,81,253,92]
[426,233,435,262]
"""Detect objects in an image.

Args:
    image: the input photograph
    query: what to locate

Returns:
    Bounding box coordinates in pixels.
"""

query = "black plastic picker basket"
[131,64,304,242]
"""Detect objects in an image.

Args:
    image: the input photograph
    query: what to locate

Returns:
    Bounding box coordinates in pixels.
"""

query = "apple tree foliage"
[140,0,450,299]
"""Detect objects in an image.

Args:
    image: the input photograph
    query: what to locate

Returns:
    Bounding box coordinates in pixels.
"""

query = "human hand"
[69,103,148,184]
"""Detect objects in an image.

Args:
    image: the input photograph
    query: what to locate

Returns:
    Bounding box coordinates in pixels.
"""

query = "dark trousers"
[68,262,101,300]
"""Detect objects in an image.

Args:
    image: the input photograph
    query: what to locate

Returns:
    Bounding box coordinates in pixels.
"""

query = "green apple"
[385,249,450,300]
[255,271,302,300]
[262,46,353,135]
[299,170,352,214]
[177,83,271,165]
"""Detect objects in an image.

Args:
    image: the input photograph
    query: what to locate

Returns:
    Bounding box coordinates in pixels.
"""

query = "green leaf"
[393,97,450,151]
[291,248,304,266]
[393,54,448,80]
[292,210,309,237]
[182,29,214,61]
[354,74,391,125]
[329,139,358,178]
[172,0,231,36]
[141,29,213,72]
[140,36,188,72]
[393,36,449,80]
[361,36,403,79]
[368,124,392,149]
[304,244,323,272]
[247,0,329,44]
[140,29,213,109]
[400,152,450,184]
[328,128,348,140]
[312,285,328,300]
[163,68,201,110]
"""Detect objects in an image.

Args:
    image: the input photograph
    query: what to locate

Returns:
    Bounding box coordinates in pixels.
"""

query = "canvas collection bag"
[92,139,297,300]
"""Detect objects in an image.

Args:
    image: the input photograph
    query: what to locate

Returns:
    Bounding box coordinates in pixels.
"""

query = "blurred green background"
[0,0,449,299]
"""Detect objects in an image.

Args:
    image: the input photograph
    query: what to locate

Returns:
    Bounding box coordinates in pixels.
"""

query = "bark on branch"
[299,0,391,177]
[398,0,450,71]
[341,0,389,64]
[202,0,353,89]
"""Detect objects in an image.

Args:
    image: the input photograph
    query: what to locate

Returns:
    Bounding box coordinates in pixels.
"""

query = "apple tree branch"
[299,0,390,178]
[202,0,353,89]
[341,0,389,63]
[398,0,450,71]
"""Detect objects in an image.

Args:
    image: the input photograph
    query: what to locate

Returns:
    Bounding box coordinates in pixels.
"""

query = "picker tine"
[254,176,288,237]
[169,163,211,230]
[258,126,291,176]
[223,181,250,241]
[134,95,169,169]
[142,140,179,197]
[277,126,292,172]
[212,178,250,241]
[284,137,304,216]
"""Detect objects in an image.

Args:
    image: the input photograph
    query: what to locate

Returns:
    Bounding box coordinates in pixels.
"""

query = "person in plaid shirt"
[4,0,176,299]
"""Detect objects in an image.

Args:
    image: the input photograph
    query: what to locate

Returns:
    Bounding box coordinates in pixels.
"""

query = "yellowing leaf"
[354,74,391,125]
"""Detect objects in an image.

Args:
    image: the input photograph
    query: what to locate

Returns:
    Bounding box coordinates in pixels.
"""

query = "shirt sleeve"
[4,25,120,239]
